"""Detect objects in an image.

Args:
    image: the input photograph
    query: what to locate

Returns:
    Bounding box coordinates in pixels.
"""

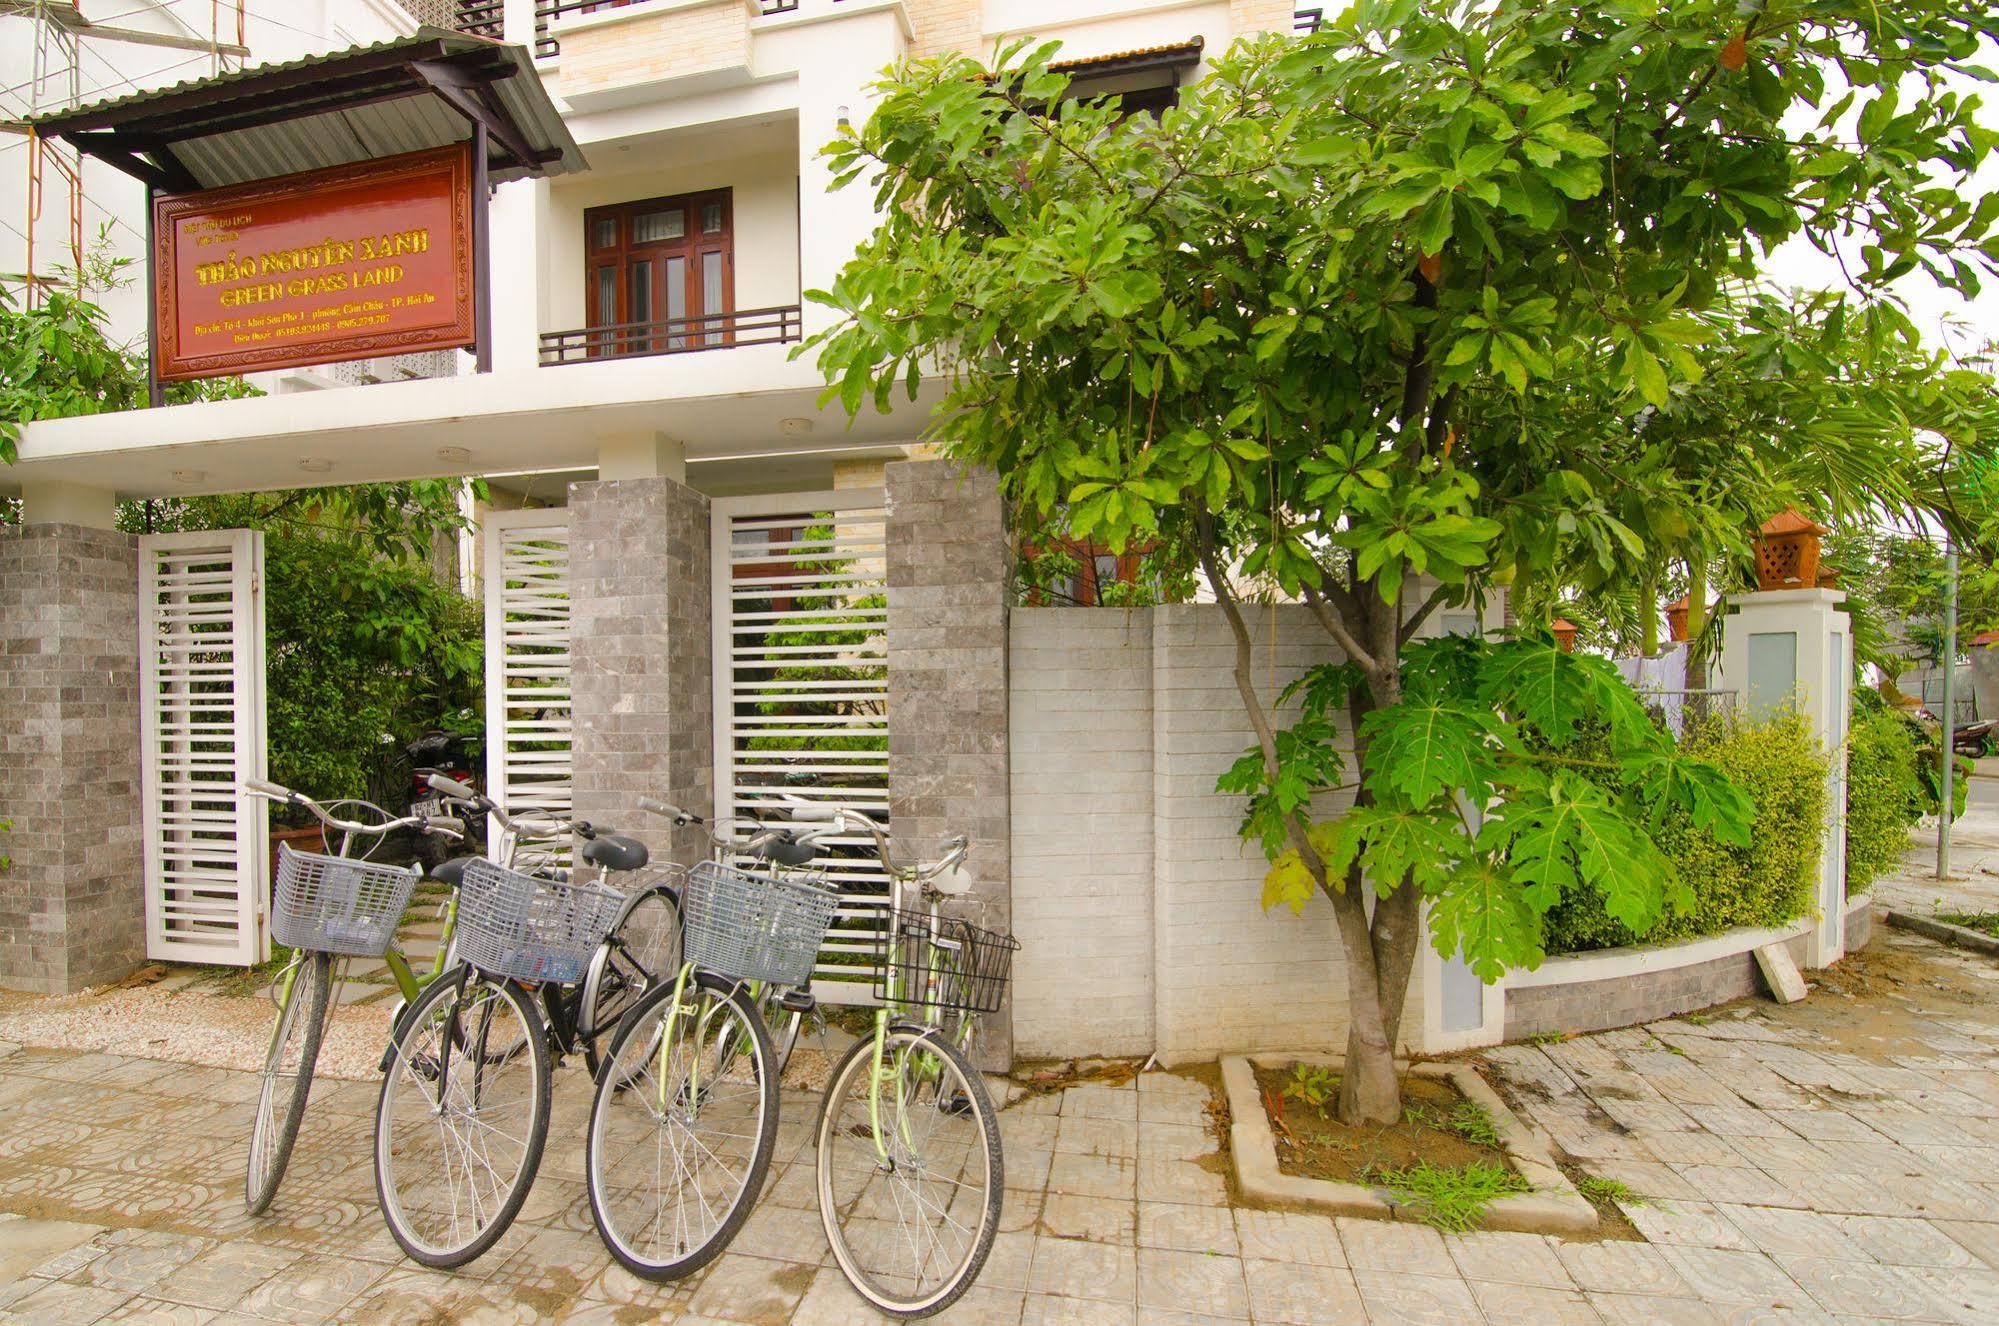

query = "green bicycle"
[240,780,466,1216]
[796,804,1018,1318]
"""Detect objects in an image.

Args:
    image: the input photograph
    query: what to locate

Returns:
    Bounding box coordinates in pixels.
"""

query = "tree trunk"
[1683,559,1709,691]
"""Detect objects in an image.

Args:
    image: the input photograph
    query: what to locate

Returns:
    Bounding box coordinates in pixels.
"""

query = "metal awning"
[26,26,585,194]
[1051,39,1205,79]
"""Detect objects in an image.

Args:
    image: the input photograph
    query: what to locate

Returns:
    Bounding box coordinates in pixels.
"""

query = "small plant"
[1376,1160,1531,1233]
[1937,912,1999,939]
[1447,1100,1502,1148]
[1527,1031,1568,1047]
[1280,1065,1338,1118]
[1401,1103,1437,1129]
[1681,1011,1713,1026]
[1576,1174,1642,1208]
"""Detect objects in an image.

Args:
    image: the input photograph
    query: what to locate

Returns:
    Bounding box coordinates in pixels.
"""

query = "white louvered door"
[140,530,268,966]
[713,491,890,1002]
[483,508,573,860]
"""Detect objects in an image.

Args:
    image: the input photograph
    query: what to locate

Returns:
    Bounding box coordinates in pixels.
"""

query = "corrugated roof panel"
[31,27,584,189]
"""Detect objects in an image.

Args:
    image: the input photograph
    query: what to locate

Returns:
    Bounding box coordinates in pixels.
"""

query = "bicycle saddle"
[432,856,477,887]
[582,834,649,874]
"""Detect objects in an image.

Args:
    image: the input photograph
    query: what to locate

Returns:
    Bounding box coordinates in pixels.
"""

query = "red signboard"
[153,145,476,381]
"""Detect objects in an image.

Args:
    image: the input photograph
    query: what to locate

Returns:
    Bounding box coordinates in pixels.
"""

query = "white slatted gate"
[713,491,889,1002]
[483,508,574,859]
[140,530,268,966]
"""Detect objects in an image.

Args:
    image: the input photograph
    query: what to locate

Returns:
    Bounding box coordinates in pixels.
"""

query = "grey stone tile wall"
[886,460,1012,1066]
[568,477,713,870]
[0,524,143,994]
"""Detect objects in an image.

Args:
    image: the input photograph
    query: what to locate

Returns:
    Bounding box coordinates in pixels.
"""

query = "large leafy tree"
[812,2,1999,1121]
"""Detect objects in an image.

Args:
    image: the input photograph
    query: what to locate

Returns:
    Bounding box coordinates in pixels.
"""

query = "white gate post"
[481,508,575,860]
[1714,587,1851,967]
[140,529,268,967]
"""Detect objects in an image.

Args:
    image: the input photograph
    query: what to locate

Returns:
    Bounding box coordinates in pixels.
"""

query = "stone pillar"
[1714,587,1851,967]
[568,476,713,869]
[885,459,1012,1066]
[0,524,144,993]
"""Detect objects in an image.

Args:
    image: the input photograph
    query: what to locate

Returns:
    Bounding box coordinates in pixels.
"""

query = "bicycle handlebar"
[241,781,463,841]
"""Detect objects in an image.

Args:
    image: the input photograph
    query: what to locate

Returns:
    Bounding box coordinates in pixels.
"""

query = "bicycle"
[797,804,1018,1318]
[638,796,829,1077]
[584,816,843,1281]
[370,776,686,1268]
[239,779,466,1217]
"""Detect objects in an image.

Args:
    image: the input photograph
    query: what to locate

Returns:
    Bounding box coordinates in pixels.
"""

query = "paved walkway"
[2,926,1998,1323]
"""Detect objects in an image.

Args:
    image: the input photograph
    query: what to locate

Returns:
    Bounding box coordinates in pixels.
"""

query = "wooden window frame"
[583,188,735,359]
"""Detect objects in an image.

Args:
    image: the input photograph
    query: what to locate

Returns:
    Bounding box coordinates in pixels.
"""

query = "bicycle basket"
[873,915,1020,1015]
[455,858,625,985]
[681,859,841,988]
[271,843,420,958]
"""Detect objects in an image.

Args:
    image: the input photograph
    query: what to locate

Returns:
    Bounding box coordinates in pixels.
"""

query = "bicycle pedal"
[777,989,816,1014]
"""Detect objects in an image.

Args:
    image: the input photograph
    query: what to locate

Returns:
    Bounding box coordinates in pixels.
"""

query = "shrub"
[1543,711,1827,954]
[264,532,481,807]
[1844,697,1930,894]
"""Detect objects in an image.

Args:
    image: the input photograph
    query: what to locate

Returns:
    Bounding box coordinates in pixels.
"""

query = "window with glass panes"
[583,190,733,356]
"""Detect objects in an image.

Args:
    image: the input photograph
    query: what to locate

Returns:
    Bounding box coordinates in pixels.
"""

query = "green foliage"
[1936,912,1999,938]
[1543,712,1827,954]
[1845,697,1932,893]
[259,531,481,802]
[1373,1160,1530,1234]
[1256,635,1753,979]
[1446,1099,1502,1149]
[1280,1064,1339,1118]
[0,285,255,461]
[1575,1174,1640,1208]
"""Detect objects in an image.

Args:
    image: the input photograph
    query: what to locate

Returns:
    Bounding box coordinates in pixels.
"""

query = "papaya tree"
[808,1,1999,1122]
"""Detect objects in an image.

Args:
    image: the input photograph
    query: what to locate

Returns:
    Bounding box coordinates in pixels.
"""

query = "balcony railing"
[1295,8,1324,33]
[539,305,802,366]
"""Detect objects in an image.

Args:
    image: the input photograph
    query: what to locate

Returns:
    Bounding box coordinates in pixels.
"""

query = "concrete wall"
[1504,932,1812,1041]
[1009,610,1155,1058]
[1008,604,1376,1065]
[0,525,144,994]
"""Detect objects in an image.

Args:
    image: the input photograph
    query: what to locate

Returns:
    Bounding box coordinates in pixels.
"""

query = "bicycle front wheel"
[245,949,332,1215]
[586,974,778,1281]
[373,971,549,1268]
[816,1027,1002,1318]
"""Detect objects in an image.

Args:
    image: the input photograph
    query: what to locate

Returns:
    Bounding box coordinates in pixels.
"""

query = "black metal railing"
[540,305,802,366]
[1294,7,1324,33]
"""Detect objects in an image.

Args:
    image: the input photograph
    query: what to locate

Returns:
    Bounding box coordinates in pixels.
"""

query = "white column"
[597,433,687,482]
[1714,587,1851,967]
[502,0,538,46]
[488,178,544,375]
[794,8,908,337]
[21,480,119,529]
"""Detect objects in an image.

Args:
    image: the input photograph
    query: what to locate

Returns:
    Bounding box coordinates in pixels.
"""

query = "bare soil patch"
[1254,1066,1507,1184]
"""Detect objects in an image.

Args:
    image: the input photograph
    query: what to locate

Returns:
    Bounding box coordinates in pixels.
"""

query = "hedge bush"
[1844,699,1929,894]
[1542,711,1827,954]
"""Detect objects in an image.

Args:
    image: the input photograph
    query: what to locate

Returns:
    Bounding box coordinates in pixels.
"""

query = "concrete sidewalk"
[0,927,1996,1323]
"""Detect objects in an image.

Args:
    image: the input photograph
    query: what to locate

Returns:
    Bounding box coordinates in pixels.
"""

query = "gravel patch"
[0,980,394,1080]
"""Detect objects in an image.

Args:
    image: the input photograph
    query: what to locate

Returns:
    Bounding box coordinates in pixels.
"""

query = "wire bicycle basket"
[455,858,625,985]
[681,859,841,988]
[874,914,1020,1015]
[271,843,421,958]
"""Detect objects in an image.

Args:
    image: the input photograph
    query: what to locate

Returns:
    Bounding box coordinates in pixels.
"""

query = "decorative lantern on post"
[1753,508,1827,591]
[1551,618,1579,653]
[1666,594,1690,643]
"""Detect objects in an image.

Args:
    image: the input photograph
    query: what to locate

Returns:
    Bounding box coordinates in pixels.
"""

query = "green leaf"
[1360,700,1500,809]
[1475,638,1590,743]
[1429,859,1543,981]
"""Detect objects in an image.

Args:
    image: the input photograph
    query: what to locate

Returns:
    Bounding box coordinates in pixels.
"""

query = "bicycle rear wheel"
[245,949,332,1215]
[816,1027,1002,1318]
[373,971,549,1268]
[585,974,778,1280]
[580,881,682,1076]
